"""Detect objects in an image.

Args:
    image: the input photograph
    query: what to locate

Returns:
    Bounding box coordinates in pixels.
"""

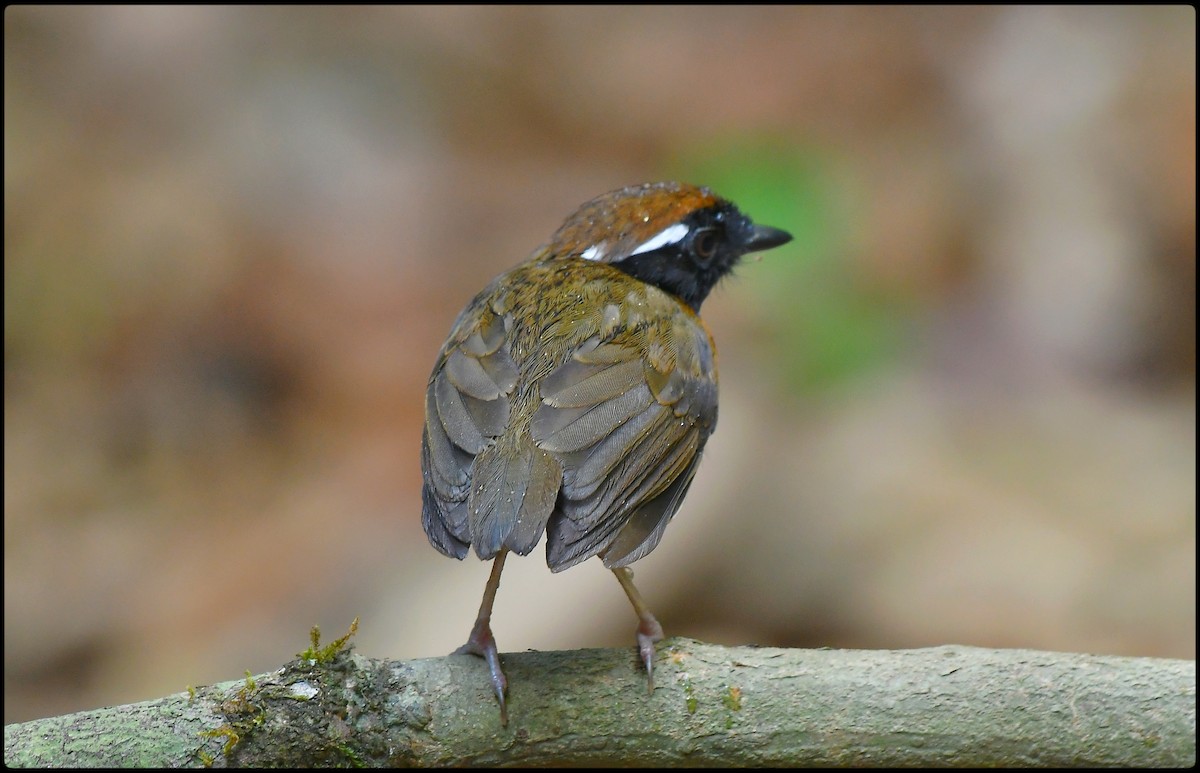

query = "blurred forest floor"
[4,6,1194,724]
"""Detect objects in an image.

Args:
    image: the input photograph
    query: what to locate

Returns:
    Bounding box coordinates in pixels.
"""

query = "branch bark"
[4,639,1194,767]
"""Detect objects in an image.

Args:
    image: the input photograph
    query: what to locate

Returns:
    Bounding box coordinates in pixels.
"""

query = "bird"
[420,181,792,724]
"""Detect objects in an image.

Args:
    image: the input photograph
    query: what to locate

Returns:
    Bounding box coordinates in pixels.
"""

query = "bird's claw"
[636,615,665,693]
[455,620,509,726]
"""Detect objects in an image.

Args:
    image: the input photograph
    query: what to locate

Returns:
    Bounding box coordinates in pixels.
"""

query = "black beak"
[743,224,793,254]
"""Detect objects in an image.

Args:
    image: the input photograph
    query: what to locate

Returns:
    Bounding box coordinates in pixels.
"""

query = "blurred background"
[4,6,1194,724]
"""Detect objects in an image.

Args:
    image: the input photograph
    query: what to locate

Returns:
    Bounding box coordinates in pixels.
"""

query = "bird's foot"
[636,614,665,693]
[454,617,508,726]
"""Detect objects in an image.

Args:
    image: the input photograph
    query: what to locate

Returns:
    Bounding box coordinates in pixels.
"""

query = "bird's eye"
[691,228,719,261]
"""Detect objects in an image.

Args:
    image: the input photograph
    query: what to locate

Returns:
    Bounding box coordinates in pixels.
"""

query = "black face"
[610,203,792,311]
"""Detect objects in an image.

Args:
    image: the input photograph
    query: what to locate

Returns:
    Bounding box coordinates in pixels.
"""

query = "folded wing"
[535,312,718,572]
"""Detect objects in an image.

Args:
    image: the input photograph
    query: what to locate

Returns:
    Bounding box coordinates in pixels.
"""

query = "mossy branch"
[4,638,1194,767]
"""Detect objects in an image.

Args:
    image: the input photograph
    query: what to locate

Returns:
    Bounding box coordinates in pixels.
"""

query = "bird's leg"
[454,549,509,725]
[611,566,665,693]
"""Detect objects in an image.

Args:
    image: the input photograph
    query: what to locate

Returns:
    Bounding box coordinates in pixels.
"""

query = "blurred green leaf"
[669,136,904,395]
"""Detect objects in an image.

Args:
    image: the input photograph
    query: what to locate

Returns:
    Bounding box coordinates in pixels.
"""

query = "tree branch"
[4,638,1194,767]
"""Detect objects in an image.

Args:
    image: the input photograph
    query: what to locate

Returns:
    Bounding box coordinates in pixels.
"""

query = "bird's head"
[538,181,792,310]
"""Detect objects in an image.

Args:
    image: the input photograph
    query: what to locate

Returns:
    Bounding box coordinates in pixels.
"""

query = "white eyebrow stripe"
[581,244,604,261]
[629,223,689,256]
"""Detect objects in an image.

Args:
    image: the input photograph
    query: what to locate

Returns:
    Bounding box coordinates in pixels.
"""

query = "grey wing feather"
[420,299,526,560]
[601,451,702,568]
[537,328,718,572]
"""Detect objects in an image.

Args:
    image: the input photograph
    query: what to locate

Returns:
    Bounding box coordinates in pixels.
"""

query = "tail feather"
[469,435,563,559]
